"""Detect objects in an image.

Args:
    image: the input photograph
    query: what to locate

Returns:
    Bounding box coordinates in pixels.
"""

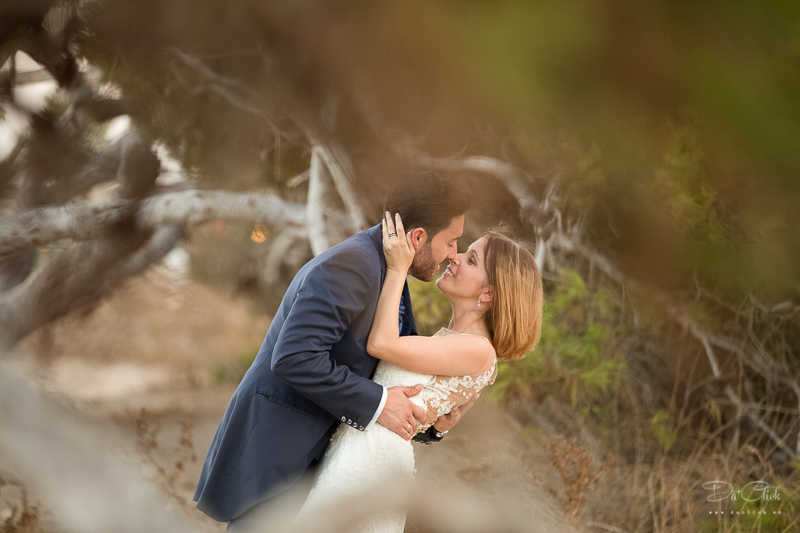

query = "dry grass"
[546,434,615,521]
[572,380,800,533]
[135,407,199,510]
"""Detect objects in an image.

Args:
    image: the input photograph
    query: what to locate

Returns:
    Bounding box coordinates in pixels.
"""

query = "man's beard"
[408,241,438,282]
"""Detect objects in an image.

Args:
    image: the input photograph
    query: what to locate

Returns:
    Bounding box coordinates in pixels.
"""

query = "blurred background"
[1,1,799,532]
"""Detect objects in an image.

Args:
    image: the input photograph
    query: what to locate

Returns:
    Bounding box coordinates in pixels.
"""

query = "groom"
[194,173,472,528]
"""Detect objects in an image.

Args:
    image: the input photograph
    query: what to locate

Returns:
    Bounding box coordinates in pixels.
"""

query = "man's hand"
[378,385,427,441]
[432,392,480,434]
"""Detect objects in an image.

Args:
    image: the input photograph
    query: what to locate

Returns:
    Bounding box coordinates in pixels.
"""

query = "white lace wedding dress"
[295,327,497,532]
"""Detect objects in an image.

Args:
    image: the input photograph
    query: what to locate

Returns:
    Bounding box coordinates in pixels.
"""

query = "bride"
[295,212,544,531]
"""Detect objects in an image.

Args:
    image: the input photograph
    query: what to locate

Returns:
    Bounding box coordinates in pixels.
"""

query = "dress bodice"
[372,327,497,432]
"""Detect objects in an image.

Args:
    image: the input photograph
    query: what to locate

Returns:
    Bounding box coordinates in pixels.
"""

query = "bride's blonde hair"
[482,231,543,361]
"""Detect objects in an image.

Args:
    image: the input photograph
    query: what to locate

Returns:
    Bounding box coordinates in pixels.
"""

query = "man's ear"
[410,228,427,251]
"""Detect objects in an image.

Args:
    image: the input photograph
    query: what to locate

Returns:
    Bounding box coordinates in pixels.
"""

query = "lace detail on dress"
[415,327,497,431]
[419,359,497,430]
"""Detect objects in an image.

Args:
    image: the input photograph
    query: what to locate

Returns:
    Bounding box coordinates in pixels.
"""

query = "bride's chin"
[435,280,451,298]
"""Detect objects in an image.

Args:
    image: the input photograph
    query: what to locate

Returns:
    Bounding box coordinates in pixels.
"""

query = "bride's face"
[435,237,490,303]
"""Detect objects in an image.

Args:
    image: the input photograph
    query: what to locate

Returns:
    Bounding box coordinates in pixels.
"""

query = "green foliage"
[791,457,800,476]
[210,350,257,385]
[407,274,451,337]
[651,410,677,452]
[493,269,629,420]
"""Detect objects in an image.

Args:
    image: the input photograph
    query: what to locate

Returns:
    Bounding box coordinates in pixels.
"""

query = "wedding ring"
[388,232,397,237]
[450,411,460,419]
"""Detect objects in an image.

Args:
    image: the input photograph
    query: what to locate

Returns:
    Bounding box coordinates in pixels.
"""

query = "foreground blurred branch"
[0,357,555,533]
[0,363,207,533]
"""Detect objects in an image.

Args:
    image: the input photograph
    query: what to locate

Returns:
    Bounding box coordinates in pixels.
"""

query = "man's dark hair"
[383,172,472,238]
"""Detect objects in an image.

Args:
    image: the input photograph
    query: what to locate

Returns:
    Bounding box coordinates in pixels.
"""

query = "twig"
[587,521,630,533]
[307,146,333,255]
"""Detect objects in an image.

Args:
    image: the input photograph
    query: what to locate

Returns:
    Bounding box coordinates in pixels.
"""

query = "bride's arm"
[367,213,493,376]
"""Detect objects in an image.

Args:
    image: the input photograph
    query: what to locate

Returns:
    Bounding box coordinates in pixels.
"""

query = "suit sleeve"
[270,250,383,430]
[412,426,444,444]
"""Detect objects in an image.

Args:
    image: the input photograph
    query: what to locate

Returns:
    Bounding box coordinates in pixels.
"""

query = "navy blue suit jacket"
[194,224,439,522]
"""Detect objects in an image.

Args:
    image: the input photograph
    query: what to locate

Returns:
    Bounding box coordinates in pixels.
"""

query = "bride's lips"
[442,266,454,278]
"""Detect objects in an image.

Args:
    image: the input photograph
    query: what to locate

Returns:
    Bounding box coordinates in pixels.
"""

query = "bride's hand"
[382,211,415,274]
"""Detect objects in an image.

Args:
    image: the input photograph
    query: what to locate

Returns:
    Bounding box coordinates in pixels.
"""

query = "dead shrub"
[546,433,614,520]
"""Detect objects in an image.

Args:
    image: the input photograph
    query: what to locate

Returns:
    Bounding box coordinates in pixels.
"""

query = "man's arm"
[270,250,382,429]
[270,249,426,437]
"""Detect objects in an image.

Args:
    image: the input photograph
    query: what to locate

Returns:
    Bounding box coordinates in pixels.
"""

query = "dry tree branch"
[307,146,333,255]
[0,190,306,254]
[587,521,630,533]
[304,140,360,255]
[354,84,539,217]
[0,189,307,349]
[295,109,368,246]
[114,224,184,279]
[169,50,365,243]
[402,149,540,214]
[169,47,284,144]
[263,228,306,285]
[0,134,162,349]
[13,26,126,128]
[38,129,136,205]
[0,67,52,86]
[286,169,310,188]
[139,189,306,229]
[313,143,367,232]
[692,326,796,458]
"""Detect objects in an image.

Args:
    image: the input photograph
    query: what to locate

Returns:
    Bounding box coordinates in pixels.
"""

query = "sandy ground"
[2,268,574,532]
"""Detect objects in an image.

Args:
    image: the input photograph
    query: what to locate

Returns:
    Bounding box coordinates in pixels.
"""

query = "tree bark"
[0,190,306,254]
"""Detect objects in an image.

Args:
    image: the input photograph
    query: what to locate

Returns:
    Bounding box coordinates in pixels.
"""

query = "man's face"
[408,215,465,282]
